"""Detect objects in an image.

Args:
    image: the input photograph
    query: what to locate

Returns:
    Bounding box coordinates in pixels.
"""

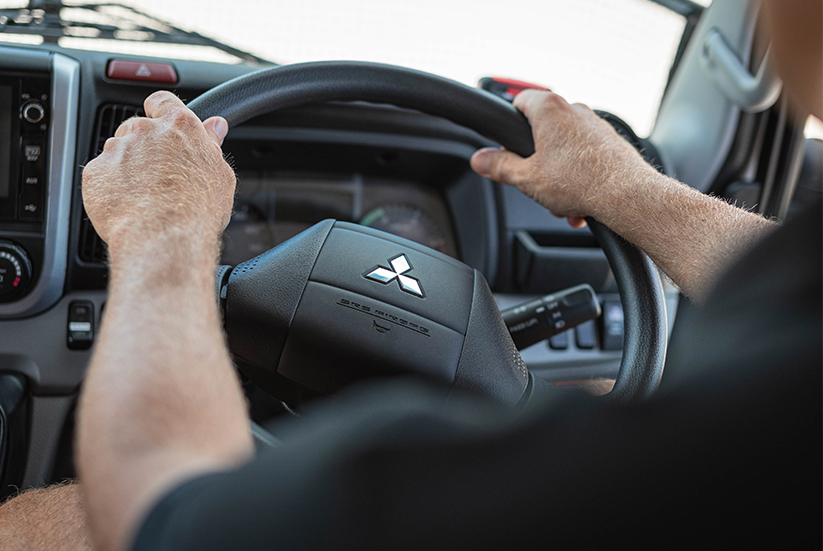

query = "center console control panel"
[0,71,50,304]
[0,73,49,224]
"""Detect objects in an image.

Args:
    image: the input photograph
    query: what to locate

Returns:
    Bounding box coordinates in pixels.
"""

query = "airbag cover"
[308,223,473,334]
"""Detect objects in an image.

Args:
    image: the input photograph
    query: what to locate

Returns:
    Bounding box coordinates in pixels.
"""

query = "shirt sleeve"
[130,381,537,551]
[131,202,822,551]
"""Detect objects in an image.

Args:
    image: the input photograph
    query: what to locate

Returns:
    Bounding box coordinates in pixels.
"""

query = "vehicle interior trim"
[0,53,79,318]
[21,394,74,489]
[651,0,759,191]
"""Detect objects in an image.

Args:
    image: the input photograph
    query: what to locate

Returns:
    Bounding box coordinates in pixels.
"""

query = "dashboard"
[223,171,458,267]
[0,43,680,492]
[222,175,458,266]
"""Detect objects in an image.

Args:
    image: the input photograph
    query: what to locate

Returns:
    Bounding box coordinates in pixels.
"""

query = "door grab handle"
[700,28,782,112]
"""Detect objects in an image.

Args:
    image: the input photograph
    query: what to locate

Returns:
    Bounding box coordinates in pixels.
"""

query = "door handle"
[700,28,782,112]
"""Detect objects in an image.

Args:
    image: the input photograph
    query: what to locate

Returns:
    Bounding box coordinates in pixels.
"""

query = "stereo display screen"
[0,86,10,199]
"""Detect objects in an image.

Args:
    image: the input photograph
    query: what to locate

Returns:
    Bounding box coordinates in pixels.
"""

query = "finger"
[571,102,595,115]
[567,217,588,229]
[101,136,120,153]
[202,116,229,146]
[143,90,187,119]
[470,147,529,186]
[549,211,563,218]
[114,117,137,138]
[513,89,569,121]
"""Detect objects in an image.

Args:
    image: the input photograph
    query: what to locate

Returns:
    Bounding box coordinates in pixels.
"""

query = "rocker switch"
[68,301,94,350]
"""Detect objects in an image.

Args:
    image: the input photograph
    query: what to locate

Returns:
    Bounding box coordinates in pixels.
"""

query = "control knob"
[21,101,45,124]
[0,241,33,303]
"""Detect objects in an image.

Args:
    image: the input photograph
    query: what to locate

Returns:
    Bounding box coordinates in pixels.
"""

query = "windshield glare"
[2,0,699,136]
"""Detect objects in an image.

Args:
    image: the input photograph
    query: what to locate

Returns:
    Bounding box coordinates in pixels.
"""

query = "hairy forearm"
[76,231,253,550]
[591,165,778,304]
[471,90,779,304]
[0,482,92,550]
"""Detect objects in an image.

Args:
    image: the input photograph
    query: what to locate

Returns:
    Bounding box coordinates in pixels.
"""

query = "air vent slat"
[79,103,143,264]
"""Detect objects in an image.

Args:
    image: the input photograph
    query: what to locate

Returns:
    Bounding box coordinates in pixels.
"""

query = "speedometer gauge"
[360,205,454,257]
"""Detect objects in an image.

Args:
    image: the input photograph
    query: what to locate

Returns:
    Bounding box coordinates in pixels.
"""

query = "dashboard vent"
[79,210,107,264]
[79,104,144,264]
[92,104,144,156]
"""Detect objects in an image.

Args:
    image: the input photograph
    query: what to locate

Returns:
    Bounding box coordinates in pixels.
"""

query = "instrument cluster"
[220,171,458,267]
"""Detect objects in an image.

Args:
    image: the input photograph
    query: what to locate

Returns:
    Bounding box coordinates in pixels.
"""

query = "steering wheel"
[188,61,667,405]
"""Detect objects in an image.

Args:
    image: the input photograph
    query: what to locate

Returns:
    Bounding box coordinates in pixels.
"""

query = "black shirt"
[133,203,822,549]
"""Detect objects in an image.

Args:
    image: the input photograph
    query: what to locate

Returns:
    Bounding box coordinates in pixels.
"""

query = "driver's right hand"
[469,89,656,229]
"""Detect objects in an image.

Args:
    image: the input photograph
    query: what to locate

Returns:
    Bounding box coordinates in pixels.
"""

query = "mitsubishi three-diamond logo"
[364,254,425,298]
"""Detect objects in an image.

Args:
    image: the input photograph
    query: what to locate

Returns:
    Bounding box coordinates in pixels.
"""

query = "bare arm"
[76,91,253,551]
[0,483,92,550]
[470,90,777,305]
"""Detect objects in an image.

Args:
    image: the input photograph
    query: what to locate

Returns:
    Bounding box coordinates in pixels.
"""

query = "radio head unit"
[0,73,50,225]
[0,71,50,305]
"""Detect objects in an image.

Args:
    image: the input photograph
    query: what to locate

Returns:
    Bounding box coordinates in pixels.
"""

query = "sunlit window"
[3,0,696,136]
[0,33,43,45]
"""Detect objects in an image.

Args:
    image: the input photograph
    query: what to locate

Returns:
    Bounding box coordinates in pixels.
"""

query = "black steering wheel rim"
[189,60,667,402]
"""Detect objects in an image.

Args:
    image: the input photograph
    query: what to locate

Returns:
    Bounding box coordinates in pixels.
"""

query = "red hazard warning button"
[106,60,178,84]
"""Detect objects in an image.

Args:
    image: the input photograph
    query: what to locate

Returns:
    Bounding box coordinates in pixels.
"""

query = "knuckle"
[147,89,171,101]
[514,89,544,112]
[114,119,130,135]
[146,90,173,106]
[211,140,226,155]
[225,171,238,193]
[543,92,567,109]
[572,102,594,115]
[129,117,152,134]
[170,109,198,129]
[512,90,532,108]
[102,137,118,152]
[218,162,235,183]
[81,159,97,179]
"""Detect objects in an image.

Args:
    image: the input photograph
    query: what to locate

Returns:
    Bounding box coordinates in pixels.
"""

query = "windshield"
[1,0,710,136]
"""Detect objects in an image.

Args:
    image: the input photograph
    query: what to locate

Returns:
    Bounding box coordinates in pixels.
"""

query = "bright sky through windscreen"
[2,0,693,136]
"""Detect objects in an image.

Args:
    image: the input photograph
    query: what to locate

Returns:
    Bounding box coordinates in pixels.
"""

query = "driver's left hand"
[81,91,235,253]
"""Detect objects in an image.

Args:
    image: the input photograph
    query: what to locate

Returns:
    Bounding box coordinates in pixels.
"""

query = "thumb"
[202,116,229,146]
[470,147,528,186]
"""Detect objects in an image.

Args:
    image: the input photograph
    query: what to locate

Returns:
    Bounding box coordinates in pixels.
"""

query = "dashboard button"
[18,184,43,221]
[575,320,597,349]
[548,330,569,350]
[107,60,178,83]
[21,138,43,165]
[68,301,95,350]
[21,166,40,187]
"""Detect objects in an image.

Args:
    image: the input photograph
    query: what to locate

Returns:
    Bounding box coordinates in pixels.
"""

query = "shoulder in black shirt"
[133,202,822,550]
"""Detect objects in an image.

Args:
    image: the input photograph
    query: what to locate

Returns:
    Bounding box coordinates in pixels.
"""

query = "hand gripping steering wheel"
[188,61,667,406]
